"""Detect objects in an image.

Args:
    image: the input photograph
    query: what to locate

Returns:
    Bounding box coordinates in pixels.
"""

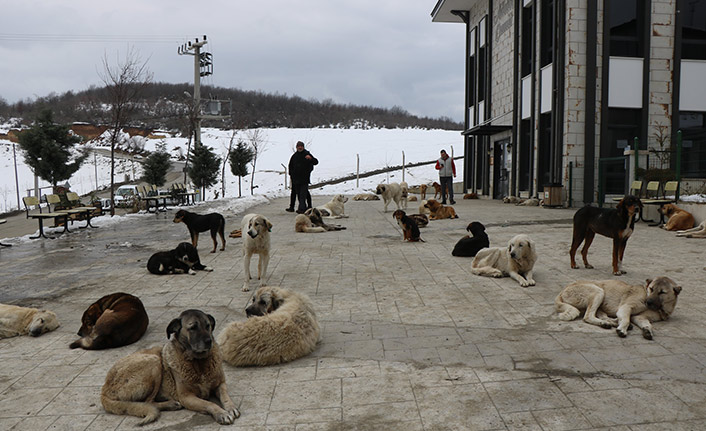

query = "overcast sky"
[0,1,466,122]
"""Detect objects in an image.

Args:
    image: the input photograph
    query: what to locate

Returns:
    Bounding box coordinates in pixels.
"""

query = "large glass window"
[521,5,533,76]
[537,113,552,188]
[607,0,646,57]
[680,0,706,60]
[540,0,554,67]
[519,119,532,191]
[679,112,706,176]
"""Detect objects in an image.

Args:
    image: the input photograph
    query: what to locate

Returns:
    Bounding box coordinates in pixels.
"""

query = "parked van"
[113,185,140,207]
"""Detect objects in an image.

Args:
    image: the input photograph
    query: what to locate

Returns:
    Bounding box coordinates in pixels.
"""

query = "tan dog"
[70,292,149,350]
[431,182,442,199]
[352,193,380,201]
[316,194,349,218]
[217,286,320,366]
[471,234,537,287]
[0,303,60,339]
[294,213,326,233]
[555,276,681,339]
[419,184,428,200]
[376,183,404,212]
[676,220,706,238]
[424,199,458,220]
[399,181,409,210]
[659,203,695,231]
[242,214,272,292]
[101,309,240,426]
[407,195,417,202]
[418,200,430,215]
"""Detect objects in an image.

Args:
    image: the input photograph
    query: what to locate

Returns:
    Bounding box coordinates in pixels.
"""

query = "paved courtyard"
[1,196,705,430]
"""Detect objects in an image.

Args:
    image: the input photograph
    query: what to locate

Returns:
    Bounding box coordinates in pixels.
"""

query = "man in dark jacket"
[287,141,318,213]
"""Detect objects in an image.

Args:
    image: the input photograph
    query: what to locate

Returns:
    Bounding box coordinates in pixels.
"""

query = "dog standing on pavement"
[70,292,148,350]
[569,195,642,275]
[452,221,489,257]
[242,214,272,292]
[376,183,404,212]
[392,210,423,242]
[101,309,240,425]
[555,276,681,339]
[419,184,428,200]
[173,209,226,253]
[431,182,442,199]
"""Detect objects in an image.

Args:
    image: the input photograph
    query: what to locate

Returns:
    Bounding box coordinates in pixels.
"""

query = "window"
[519,119,532,191]
[607,0,646,57]
[477,17,488,108]
[468,27,476,108]
[679,112,706,176]
[540,0,554,67]
[537,113,552,188]
[521,4,533,76]
[680,0,706,60]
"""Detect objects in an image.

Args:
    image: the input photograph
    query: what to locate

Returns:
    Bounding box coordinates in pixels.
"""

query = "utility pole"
[178,35,211,148]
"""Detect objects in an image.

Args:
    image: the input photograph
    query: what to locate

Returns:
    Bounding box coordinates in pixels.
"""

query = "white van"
[113,185,140,207]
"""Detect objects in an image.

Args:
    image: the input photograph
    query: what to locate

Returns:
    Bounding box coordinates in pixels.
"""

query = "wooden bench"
[642,181,679,226]
[47,194,99,230]
[138,185,166,213]
[22,196,70,239]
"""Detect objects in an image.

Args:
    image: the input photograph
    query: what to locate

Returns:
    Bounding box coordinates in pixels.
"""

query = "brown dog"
[419,184,428,200]
[70,292,148,350]
[463,193,479,199]
[101,309,240,425]
[392,210,423,242]
[424,199,458,220]
[431,182,442,199]
[658,203,695,231]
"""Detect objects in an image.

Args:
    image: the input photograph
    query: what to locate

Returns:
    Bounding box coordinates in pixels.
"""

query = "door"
[493,139,511,199]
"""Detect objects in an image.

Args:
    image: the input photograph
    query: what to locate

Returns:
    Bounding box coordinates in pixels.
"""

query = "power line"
[0,33,190,43]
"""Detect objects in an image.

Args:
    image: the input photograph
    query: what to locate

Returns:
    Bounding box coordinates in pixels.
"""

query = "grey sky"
[0,0,465,122]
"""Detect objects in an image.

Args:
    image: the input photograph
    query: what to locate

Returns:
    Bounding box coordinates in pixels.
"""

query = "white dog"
[471,234,537,287]
[375,182,403,212]
[676,220,706,238]
[241,214,272,292]
[316,194,349,218]
[399,181,409,210]
[418,199,430,215]
[0,303,60,338]
[217,286,320,366]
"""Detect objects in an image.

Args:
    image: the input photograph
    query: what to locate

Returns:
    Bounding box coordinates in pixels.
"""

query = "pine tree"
[187,144,221,200]
[18,108,87,187]
[229,140,254,197]
[141,144,172,186]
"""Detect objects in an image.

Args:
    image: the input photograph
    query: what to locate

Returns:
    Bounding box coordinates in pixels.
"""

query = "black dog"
[173,209,226,253]
[452,221,489,257]
[147,242,212,275]
[569,195,643,275]
[392,210,423,242]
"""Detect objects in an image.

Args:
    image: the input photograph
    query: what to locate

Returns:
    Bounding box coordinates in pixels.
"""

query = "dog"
[173,209,226,253]
[452,221,490,257]
[658,203,695,231]
[305,208,346,231]
[376,182,404,212]
[69,292,148,350]
[242,214,272,292]
[555,276,681,339]
[316,194,349,218]
[407,213,429,228]
[424,199,458,220]
[294,213,326,233]
[676,220,706,238]
[471,234,537,287]
[463,193,479,199]
[101,309,240,425]
[503,196,524,204]
[400,181,409,210]
[392,210,423,242]
[420,184,428,200]
[517,198,540,206]
[431,182,442,199]
[0,303,60,339]
[569,195,643,275]
[418,200,430,215]
[408,195,418,202]
[147,242,212,275]
[217,286,320,366]
[352,193,379,201]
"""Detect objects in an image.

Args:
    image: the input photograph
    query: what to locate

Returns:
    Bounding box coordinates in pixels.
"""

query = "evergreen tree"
[141,144,172,186]
[229,140,254,197]
[18,108,87,187]
[187,144,220,200]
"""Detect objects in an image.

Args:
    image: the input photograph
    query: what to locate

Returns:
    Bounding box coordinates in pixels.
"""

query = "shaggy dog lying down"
[217,286,320,366]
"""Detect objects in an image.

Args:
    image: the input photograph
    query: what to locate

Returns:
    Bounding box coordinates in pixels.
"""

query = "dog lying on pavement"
[452,221,489,257]
[101,309,240,426]
[0,303,60,339]
[555,276,681,339]
[659,203,695,231]
[676,220,706,238]
[424,199,458,220]
[70,292,148,350]
[305,208,346,231]
[147,242,212,275]
[471,234,536,287]
[316,194,349,218]
[217,286,320,366]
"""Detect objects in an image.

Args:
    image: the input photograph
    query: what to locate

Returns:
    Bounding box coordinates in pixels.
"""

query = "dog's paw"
[188,269,197,275]
[241,284,250,292]
[203,266,214,272]
[641,328,654,340]
[584,264,594,269]
[616,328,628,338]
[613,271,624,276]
[163,400,182,411]
[527,279,536,286]
[213,408,237,425]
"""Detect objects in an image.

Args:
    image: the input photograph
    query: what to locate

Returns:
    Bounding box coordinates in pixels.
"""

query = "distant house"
[431,0,706,206]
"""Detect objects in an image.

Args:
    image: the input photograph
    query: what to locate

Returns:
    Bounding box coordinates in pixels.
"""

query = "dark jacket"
[288,150,318,184]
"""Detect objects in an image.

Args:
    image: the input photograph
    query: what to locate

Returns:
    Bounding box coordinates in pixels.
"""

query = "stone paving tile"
[2,197,706,430]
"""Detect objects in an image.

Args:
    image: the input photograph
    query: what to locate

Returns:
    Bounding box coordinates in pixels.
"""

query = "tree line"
[0,82,462,131]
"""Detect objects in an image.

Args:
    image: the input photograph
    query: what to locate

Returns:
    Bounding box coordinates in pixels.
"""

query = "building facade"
[431,0,706,206]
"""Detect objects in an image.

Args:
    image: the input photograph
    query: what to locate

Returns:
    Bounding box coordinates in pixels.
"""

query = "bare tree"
[99,47,153,215]
[246,129,268,195]
[221,129,238,198]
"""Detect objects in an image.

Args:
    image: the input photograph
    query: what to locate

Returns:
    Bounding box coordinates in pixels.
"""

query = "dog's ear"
[167,318,182,340]
[206,313,216,331]
[645,278,653,287]
[266,219,273,232]
[673,285,682,296]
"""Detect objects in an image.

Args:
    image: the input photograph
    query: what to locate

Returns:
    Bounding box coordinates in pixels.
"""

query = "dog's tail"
[554,294,581,321]
[101,395,160,425]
